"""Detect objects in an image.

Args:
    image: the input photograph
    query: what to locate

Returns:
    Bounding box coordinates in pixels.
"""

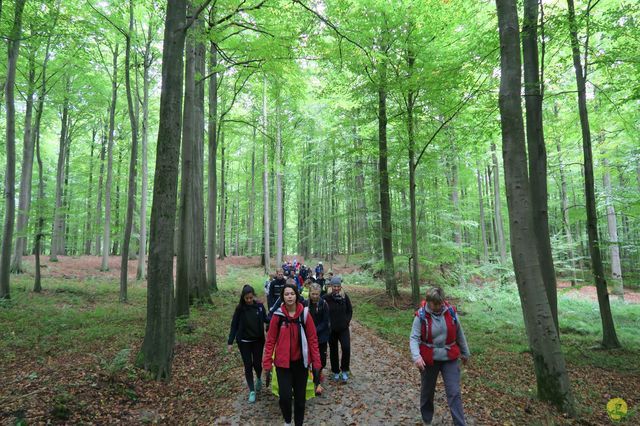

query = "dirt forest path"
[216,321,475,426]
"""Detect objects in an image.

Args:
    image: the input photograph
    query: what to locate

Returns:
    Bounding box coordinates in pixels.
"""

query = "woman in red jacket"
[263,283,321,426]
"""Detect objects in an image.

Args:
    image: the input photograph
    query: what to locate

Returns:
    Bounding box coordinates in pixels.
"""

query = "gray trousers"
[420,360,466,426]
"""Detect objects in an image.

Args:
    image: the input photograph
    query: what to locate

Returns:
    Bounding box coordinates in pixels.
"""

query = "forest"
[0,0,639,424]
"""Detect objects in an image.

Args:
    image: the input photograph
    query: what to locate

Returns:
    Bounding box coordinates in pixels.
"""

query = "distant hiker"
[269,277,297,320]
[300,264,309,281]
[326,271,334,283]
[410,287,470,426]
[264,272,275,297]
[283,262,291,277]
[268,269,287,310]
[324,276,352,382]
[304,283,330,396]
[315,272,326,295]
[315,261,324,276]
[263,283,321,426]
[227,285,269,403]
[302,278,313,300]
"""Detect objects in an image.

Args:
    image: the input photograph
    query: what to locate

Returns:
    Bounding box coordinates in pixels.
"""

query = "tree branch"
[414,73,491,169]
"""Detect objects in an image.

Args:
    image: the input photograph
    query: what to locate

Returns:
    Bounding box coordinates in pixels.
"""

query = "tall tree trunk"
[62,128,72,254]
[378,58,397,297]
[522,0,558,332]
[32,22,54,292]
[477,164,489,262]
[354,126,367,254]
[0,0,25,299]
[407,48,420,306]
[262,76,271,274]
[276,103,283,268]
[235,180,240,255]
[491,142,508,263]
[34,115,45,293]
[207,39,218,291]
[95,126,107,255]
[407,70,420,306]
[84,130,96,255]
[603,159,623,299]
[177,19,195,318]
[177,11,210,314]
[137,0,187,380]
[218,130,226,259]
[50,80,70,261]
[556,140,577,285]
[450,159,463,285]
[11,51,36,273]
[495,0,575,412]
[137,25,153,281]
[112,145,122,255]
[247,123,256,254]
[102,44,119,271]
[566,0,620,348]
[120,1,139,303]
[192,18,209,302]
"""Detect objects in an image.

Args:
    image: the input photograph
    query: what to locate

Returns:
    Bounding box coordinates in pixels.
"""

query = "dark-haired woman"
[263,283,321,426]
[228,285,268,403]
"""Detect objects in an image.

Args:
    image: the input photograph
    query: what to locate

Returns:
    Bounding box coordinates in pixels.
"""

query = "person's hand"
[227,344,233,353]
[461,355,469,366]
[414,357,426,371]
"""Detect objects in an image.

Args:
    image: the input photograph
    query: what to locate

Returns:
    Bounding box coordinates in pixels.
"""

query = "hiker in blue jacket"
[304,283,330,395]
[227,285,269,403]
[410,286,470,426]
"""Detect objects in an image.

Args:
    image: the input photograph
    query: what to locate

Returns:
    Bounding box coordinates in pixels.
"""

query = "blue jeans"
[420,359,466,425]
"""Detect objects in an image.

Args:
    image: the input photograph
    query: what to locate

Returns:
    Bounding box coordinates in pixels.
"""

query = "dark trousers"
[313,341,328,386]
[276,359,308,426]
[329,328,350,374]
[238,340,264,391]
[420,360,466,426]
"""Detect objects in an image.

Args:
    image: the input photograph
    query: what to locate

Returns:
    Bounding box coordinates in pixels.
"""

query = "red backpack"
[416,300,460,366]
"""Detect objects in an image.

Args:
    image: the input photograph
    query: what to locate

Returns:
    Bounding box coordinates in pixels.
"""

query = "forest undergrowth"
[0,256,638,424]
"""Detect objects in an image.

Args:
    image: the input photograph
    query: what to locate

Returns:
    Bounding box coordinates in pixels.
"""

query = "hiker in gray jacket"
[410,287,470,426]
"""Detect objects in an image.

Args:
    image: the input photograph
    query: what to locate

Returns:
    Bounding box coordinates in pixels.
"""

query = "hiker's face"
[428,301,443,312]
[243,293,255,304]
[332,285,341,295]
[283,287,297,306]
[277,270,284,279]
[310,290,320,303]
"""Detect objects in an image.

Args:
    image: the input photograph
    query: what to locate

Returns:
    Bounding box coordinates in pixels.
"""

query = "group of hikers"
[227,260,470,426]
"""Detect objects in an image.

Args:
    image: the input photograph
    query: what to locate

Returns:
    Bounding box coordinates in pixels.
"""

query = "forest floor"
[1,255,638,425]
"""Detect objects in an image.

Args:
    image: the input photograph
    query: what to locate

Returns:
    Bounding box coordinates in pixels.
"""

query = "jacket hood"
[275,302,304,319]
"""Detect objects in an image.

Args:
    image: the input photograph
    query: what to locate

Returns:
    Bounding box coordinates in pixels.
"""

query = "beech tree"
[495,0,574,413]
[0,0,26,299]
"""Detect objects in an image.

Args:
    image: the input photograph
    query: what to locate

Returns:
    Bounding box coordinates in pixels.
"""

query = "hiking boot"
[248,391,256,403]
[333,373,340,381]
[255,378,263,392]
[341,371,349,382]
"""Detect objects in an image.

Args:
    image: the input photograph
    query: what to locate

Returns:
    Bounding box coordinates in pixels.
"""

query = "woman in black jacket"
[228,285,269,403]
[324,276,353,382]
[304,283,330,395]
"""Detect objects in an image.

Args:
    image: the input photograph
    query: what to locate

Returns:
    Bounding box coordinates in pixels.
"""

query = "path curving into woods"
[215,321,476,426]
